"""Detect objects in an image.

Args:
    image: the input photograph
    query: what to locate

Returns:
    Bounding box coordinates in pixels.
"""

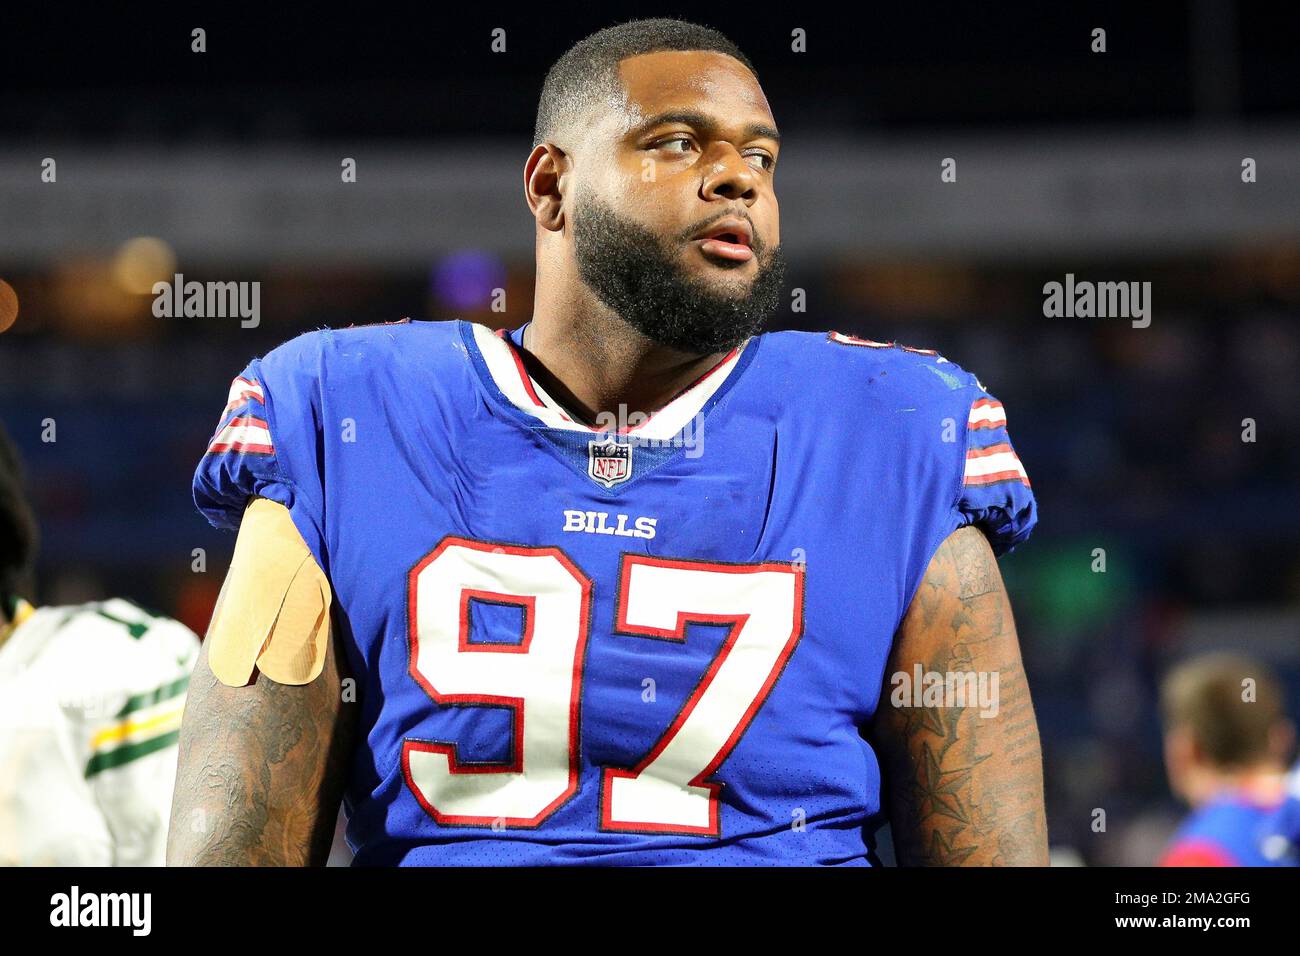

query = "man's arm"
[166,623,356,866]
[870,525,1048,865]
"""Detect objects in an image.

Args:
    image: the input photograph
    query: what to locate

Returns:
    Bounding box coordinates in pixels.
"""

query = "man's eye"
[744,152,775,171]
[657,137,695,153]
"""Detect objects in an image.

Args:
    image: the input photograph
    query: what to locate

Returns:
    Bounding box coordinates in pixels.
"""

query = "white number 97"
[402,537,803,836]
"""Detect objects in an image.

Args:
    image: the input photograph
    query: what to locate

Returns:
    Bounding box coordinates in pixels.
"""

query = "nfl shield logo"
[588,439,632,489]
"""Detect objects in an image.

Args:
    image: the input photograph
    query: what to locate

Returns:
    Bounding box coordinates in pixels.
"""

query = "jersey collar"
[466,321,749,441]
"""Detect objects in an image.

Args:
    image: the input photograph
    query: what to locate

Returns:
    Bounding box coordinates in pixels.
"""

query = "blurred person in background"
[1259,761,1300,865]
[0,421,199,865]
[1158,653,1296,867]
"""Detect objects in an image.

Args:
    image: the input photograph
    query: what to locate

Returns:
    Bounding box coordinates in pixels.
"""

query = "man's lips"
[691,217,755,263]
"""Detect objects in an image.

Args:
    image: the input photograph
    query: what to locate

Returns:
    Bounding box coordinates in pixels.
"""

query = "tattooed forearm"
[166,631,357,866]
[871,525,1048,866]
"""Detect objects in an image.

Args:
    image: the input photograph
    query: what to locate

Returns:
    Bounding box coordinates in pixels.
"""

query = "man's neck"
[521,297,731,428]
[1187,764,1286,807]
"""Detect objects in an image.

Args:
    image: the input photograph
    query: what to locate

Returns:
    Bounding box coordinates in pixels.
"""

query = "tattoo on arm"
[871,525,1049,866]
[166,626,357,866]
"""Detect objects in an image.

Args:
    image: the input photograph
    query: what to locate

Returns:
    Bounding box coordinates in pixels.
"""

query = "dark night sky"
[2,3,1297,142]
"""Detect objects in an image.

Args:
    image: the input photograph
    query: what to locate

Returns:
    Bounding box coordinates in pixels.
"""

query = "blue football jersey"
[193,319,1037,865]
[1161,788,1295,867]
[1260,764,1300,865]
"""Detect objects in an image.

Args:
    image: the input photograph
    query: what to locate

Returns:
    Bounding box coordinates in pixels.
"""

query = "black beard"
[572,192,786,354]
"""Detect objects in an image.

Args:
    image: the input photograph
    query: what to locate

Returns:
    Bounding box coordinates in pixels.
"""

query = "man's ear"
[1164,727,1194,796]
[524,143,567,232]
[1269,719,1296,765]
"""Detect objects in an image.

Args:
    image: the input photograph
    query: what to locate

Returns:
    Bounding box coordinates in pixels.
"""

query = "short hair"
[1160,653,1288,768]
[533,18,758,149]
[0,419,38,603]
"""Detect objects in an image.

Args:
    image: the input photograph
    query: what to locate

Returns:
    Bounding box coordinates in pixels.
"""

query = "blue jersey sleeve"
[192,336,328,565]
[956,388,1037,555]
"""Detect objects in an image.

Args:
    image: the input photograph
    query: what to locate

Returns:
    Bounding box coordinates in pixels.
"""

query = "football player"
[170,18,1046,866]
[1158,653,1296,866]
[0,421,199,865]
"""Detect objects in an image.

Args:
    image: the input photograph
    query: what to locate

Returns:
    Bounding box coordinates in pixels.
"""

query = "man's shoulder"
[17,600,198,717]
[250,319,472,407]
[753,328,989,415]
[260,318,465,373]
[1165,794,1275,861]
[34,599,197,660]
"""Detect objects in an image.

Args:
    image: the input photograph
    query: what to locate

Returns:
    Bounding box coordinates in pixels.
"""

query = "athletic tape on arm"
[206,497,332,687]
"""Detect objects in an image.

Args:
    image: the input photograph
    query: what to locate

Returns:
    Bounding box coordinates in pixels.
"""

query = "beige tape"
[207,497,332,687]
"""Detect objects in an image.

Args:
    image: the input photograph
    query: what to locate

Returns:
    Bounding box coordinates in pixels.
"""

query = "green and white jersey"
[0,599,199,866]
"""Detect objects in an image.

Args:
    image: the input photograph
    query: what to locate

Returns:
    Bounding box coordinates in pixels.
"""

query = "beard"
[571,191,786,354]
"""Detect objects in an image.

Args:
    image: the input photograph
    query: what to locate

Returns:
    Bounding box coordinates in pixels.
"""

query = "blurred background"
[1,3,1298,864]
